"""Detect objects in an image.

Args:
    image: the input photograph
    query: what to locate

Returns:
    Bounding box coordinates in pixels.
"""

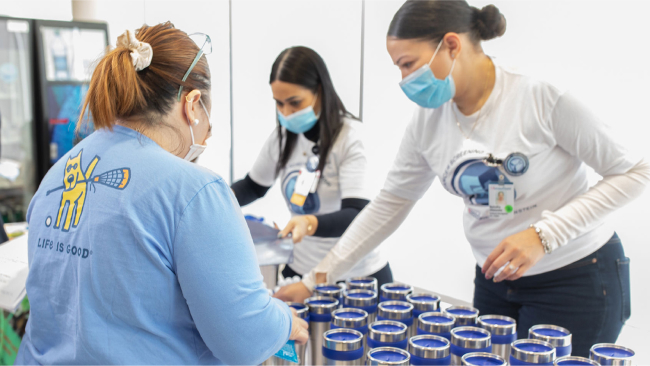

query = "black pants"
[282,262,394,289]
[473,233,630,357]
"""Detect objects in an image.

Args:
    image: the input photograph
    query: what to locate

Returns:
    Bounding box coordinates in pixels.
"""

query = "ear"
[75,149,83,158]
[443,32,462,59]
[183,90,202,126]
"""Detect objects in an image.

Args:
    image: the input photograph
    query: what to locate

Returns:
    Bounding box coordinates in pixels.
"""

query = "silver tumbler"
[590,344,635,366]
[380,282,413,303]
[462,352,507,366]
[477,315,517,361]
[443,305,479,327]
[322,328,364,365]
[406,293,440,335]
[331,308,369,354]
[409,334,451,365]
[346,276,378,292]
[555,356,601,366]
[510,339,556,366]
[377,301,415,339]
[367,347,411,366]
[450,326,492,366]
[314,283,345,305]
[305,296,339,366]
[417,311,455,340]
[343,289,378,324]
[368,320,409,350]
[274,302,310,366]
[529,324,572,358]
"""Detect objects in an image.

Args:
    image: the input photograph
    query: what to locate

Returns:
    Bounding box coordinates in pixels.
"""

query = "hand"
[482,228,546,282]
[279,215,318,244]
[274,282,313,303]
[289,308,309,345]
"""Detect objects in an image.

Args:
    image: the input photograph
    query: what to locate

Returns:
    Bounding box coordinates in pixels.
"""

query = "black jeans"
[282,262,394,289]
[474,233,631,357]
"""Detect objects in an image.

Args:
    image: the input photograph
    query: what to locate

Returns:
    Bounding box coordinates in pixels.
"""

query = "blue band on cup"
[310,313,333,322]
[410,354,452,365]
[322,346,364,361]
[449,344,491,357]
[367,337,408,350]
[377,315,414,327]
[555,345,572,358]
[348,304,378,314]
[491,333,517,345]
[330,324,369,335]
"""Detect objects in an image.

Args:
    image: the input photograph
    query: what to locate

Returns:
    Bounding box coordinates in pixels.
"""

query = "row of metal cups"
[270,280,634,366]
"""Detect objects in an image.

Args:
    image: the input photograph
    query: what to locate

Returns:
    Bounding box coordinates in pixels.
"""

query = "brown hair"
[78,22,211,131]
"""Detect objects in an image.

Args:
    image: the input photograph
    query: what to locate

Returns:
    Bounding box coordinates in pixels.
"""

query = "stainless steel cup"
[555,356,601,366]
[409,334,451,365]
[367,347,411,366]
[305,296,339,366]
[450,326,492,366]
[590,344,635,366]
[314,283,344,305]
[343,289,378,324]
[368,320,408,350]
[417,311,455,340]
[332,307,369,354]
[378,301,415,339]
[406,293,441,334]
[462,352,507,366]
[380,282,413,303]
[346,277,378,292]
[443,305,479,327]
[477,315,517,361]
[510,339,556,366]
[529,324,572,358]
[322,328,364,365]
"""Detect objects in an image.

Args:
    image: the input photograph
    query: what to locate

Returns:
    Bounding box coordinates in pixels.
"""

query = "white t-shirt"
[249,117,387,277]
[384,61,640,276]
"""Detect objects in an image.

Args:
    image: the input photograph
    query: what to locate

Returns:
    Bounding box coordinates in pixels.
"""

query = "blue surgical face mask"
[399,39,456,109]
[277,96,320,134]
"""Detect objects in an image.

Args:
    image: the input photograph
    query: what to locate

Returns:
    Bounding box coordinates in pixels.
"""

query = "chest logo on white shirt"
[282,169,321,215]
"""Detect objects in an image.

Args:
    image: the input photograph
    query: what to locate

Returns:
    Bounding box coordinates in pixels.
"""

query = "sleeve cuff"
[302,271,317,292]
[534,219,561,252]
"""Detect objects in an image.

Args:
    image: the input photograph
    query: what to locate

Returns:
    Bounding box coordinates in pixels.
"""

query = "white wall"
[0,0,72,21]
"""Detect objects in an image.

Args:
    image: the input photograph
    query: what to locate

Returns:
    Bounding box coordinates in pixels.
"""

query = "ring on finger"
[508,264,516,271]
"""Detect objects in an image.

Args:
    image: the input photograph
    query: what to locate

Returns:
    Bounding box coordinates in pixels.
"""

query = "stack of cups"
[378,301,415,338]
[408,335,451,365]
[314,284,345,305]
[529,325,572,358]
[510,339,556,366]
[462,352,508,366]
[331,308,369,352]
[407,293,441,333]
[367,347,411,366]
[554,356,600,366]
[590,344,635,366]
[368,321,409,350]
[443,306,479,327]
[380,283,414,303]
[305,296,339,366]
[449,326,492,365]
[343,290,379,324]
[417,312,456,340]
[346,277,378,292]
[273,302,310,366]
[322,328,365,365]
[477,315,517,360]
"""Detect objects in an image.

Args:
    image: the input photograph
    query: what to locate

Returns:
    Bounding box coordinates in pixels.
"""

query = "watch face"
[503,152,529,176]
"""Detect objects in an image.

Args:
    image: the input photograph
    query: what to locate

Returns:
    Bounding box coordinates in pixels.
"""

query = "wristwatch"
[530,224,552,254]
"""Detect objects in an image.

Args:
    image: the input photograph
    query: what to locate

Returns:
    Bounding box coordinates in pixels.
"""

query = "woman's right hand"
[274,282,313,303]
[289,308,309,345]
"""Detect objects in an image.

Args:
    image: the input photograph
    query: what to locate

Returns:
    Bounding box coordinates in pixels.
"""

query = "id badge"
[489,183,515,219]
[290,168,316,207]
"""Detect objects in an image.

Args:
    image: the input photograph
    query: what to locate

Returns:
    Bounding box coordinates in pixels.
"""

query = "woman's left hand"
[482,228,546,282]
[279,215,318,244]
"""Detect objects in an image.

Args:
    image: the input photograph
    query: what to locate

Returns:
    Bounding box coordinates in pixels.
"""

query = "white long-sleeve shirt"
[303,62,650,290]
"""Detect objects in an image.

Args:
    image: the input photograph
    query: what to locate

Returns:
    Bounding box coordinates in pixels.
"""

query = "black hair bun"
[473,4,506,41]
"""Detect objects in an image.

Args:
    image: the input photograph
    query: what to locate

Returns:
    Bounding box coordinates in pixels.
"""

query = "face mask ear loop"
[428,38,445,66]
[448,57,457,77]
[188,120,196,145]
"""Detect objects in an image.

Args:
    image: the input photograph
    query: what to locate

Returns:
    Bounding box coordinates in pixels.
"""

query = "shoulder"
[497,63,564,105]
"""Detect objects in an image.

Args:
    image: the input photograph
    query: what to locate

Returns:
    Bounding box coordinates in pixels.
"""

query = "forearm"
[231,174,271,206]
[313,198,369,238]
[302,190,416,290]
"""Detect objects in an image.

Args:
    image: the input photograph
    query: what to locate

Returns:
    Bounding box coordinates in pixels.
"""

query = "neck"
[117,119,187,157]
[454,54,495,116]
[303,120,320,143]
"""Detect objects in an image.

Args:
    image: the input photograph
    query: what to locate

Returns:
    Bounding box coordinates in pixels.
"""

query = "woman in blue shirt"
[16,22,307,365]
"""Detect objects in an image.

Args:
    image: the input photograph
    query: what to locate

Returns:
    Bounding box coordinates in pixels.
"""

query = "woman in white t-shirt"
[275,1,650,357]
[231,46,392,285]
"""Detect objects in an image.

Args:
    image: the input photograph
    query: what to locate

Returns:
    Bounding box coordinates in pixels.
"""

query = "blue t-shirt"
[15,125,292,365]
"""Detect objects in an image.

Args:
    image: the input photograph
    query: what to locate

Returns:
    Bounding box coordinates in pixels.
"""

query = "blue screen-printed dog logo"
[282,170,320,215]
[46,149,131,232]
[451,159,514,205]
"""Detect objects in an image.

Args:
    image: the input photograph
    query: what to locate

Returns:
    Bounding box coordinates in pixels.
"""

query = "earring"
[194,119,199,126]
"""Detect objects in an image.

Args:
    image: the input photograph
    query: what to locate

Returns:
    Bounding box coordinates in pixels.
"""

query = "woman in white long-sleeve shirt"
[275,0,650,357]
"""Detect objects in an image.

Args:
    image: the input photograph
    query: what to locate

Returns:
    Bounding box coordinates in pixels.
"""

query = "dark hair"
[78,22,211,132]
[387,0,506,45]
[269,46,354,175]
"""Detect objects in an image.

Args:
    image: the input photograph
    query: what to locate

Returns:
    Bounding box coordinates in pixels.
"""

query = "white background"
[2,0,649,362]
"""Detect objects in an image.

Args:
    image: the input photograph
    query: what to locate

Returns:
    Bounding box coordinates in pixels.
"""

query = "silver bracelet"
[530,224,552,254]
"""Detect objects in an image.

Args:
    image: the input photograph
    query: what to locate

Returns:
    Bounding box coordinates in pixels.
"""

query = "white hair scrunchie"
[116,30,153,71]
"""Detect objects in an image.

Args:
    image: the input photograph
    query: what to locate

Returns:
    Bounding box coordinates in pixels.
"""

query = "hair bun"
[473,4,506,41]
